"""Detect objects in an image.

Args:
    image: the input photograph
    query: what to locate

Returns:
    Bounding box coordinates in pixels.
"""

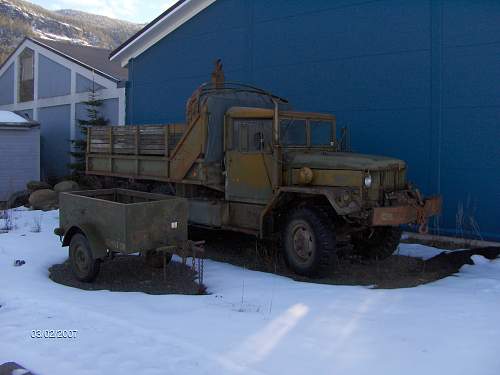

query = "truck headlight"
[364,174,372,188]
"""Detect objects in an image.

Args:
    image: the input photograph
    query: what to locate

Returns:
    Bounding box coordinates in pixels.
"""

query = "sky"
[28,0,179,24]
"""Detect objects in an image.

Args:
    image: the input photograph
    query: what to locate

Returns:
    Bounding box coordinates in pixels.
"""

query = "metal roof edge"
[28,38,121,83]
[0,37,122,84]
[110,0,216,67]
[0,36,29,76]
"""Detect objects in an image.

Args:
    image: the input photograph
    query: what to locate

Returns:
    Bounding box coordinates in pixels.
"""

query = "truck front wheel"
[351,227,402,260]
[282,207,336,277]
[69,233,101,282]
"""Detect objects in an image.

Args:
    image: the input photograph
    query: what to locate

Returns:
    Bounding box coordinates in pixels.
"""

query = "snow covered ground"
[1,208,500,375]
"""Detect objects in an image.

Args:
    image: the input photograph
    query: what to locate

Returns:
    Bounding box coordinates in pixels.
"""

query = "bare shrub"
[0,209,14,232]
[31,215,43,233]
[456,197,483,242]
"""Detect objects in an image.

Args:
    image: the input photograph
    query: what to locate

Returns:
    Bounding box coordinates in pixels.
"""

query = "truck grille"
[367,168,406,201]
[378,168,406,190]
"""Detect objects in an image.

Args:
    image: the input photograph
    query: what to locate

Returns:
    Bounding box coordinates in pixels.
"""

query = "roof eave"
[29,38,121,83]
[0,36,29,75]
[110,0,216,68]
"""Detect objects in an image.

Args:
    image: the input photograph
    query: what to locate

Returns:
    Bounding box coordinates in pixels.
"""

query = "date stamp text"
[31,329,78,339]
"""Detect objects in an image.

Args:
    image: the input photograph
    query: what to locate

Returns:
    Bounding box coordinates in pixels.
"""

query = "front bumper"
[371,196,442,227]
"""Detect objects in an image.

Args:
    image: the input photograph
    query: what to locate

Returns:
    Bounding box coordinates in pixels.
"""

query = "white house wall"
[0,39,126,126]
[76,73,105,93]
[75,98,119,133]
[37,104,71,179]
[0,64,14,105]
[0,39,126,177]
[38,55,71,99]
[0,127,40,201]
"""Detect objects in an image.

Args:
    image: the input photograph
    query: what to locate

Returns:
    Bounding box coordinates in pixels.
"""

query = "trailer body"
[58,189,188,255]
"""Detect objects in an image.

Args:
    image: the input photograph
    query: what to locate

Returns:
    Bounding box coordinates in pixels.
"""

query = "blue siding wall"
[0,63,15,105]
[38,104,71,178]
[76,73,105,93]
[126,0,500,241]
[38,55,71,99]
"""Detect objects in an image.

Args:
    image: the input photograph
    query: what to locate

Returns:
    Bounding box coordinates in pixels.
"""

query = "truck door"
[225,118,274,204]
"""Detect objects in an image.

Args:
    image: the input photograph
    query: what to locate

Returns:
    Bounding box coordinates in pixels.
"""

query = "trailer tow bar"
[157,240,206,291]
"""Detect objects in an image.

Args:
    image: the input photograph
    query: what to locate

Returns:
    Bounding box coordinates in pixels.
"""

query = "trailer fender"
[62,224,108,260]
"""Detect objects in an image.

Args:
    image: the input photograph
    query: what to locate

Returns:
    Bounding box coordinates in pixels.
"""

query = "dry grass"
[0,209,15,232]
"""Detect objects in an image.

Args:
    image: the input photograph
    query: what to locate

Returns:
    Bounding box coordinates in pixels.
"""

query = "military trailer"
[55,189,192,281]
[86,75,441,277]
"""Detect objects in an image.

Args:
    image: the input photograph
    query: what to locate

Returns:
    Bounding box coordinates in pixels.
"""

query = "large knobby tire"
[69,233,101,282]
[351,227,403,260]
[282,207,336,277]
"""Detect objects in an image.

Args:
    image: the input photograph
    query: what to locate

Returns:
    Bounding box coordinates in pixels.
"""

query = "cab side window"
[233,119,272,153]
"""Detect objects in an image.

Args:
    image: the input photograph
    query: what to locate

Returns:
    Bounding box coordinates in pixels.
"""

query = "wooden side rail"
[87,124,185,157]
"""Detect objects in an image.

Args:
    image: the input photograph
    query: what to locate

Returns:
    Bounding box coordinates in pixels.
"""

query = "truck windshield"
[279,118,333,147]
[310,120,333,146]
[280,119,307,146]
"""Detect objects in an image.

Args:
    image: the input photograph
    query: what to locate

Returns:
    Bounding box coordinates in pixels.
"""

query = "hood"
[284,151,406,171]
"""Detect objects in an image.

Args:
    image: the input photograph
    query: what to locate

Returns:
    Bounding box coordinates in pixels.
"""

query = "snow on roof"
[0,111,28,124]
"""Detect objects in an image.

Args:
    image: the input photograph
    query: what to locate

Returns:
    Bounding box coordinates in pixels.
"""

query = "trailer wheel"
[69,233,100,282]
[351,227,402,260]
[282,207,336,277]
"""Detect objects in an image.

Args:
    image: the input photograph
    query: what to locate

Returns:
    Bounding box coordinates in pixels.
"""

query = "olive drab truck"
[86,67,441,277]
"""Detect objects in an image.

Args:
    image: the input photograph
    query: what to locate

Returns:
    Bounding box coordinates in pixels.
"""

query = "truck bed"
[88,124,185,157]
[86,123,224,189]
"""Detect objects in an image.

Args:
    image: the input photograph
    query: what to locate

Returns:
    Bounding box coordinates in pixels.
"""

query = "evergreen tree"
[69,80,109,175]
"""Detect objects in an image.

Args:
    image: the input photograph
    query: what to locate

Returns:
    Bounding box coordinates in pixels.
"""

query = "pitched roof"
[32,38,128,81]
[110,0,216,67]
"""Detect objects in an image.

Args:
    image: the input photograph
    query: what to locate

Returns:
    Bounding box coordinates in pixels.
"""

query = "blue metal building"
[111,0,500,241]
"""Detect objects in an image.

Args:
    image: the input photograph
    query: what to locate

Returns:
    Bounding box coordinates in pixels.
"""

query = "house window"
[18,48,34,102]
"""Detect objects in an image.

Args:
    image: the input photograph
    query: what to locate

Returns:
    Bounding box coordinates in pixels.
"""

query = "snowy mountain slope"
[0,0,141,64]
[0,208,500,375]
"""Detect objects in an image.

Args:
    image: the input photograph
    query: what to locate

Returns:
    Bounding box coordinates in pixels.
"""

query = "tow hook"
[417,209,429,234]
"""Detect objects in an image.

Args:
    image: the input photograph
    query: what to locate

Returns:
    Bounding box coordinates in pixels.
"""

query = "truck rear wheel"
[282,207,336,277]
[69,233,100,282]
[351,227,402,260]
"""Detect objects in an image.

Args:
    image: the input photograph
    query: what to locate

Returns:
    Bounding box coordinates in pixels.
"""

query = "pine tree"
[69,80,109,175]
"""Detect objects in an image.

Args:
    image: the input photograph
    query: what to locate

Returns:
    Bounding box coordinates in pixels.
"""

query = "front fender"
[259,186,360,238]
[62,224,108,260]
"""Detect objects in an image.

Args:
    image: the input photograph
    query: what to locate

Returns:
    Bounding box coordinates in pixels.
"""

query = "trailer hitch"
[156,240,206,291]
[182,240,206,289]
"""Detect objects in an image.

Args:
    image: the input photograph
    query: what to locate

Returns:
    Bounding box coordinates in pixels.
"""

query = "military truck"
[86,76,441,277]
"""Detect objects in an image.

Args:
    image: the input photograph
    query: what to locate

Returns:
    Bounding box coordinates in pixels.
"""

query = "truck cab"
[225,107,336,205]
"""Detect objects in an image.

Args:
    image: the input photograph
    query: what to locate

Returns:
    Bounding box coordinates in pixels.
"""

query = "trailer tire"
[351,226,402,260]
[282,207,336,277]
[69,233,100,282]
